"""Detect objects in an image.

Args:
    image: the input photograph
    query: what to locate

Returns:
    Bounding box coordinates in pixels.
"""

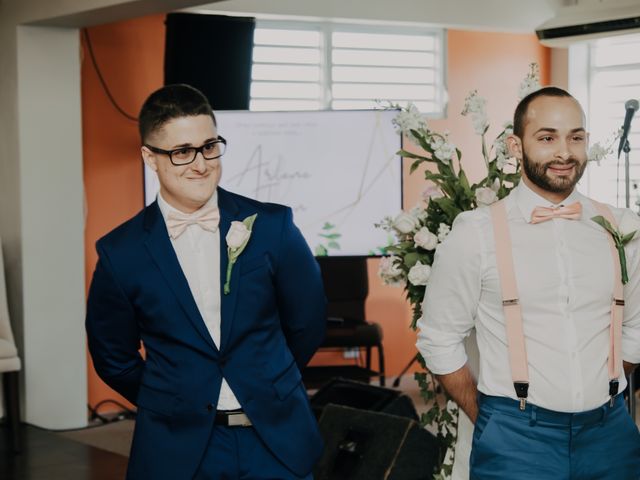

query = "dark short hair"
[138,84,216,143]
[513,86,575,138]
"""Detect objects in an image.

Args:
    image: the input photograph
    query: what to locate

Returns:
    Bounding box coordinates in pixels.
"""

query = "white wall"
[14,25,87,429]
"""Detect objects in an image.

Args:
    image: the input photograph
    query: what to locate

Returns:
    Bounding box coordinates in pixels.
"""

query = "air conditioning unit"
[536,0,640,47]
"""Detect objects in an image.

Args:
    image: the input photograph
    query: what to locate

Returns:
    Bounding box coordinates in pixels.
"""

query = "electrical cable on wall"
[83,28,138,122]
[88,399,136,424]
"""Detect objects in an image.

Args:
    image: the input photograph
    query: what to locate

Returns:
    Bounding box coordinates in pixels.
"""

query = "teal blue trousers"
[470,394,640,479]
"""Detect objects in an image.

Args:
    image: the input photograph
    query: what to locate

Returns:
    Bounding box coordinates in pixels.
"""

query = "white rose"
[414,227,438,250]
[408,261,432,286]
[226,221,251,249]
[409,204,429,222]
[619,210,640,241]
[437,223,451,242]
[378,256,403,286]
[475,187,498,206]
[393,212,419,234]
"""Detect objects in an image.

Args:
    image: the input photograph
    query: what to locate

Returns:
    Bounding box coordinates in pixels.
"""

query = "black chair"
[303,256,385,388]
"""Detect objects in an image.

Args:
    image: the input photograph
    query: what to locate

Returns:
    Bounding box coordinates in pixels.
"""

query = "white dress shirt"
[157,191,241,410]
[417,182,640,412]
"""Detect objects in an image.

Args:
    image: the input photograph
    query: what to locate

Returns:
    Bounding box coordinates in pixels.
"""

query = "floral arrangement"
[376,63,617,479]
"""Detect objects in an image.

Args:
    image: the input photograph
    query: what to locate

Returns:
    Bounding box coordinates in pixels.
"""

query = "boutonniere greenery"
[591,215,638,285]
[224,213,257,294]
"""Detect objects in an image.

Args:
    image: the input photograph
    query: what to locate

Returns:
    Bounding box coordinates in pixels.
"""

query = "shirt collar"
[513,180,581,224]
[157,190,218,223]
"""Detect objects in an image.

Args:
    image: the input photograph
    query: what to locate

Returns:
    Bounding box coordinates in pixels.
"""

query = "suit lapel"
[143,202,219,354]
[218,188,242,352]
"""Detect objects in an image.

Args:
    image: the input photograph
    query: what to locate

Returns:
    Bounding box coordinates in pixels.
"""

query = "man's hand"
[435,364,478,424]
[624,361,638,377]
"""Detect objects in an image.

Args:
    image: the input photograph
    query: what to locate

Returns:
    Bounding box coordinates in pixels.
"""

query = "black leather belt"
[214,410,252,427]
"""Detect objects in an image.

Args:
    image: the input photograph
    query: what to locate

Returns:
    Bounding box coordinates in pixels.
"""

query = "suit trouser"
[193,424,312,480]
[470,394,640,480]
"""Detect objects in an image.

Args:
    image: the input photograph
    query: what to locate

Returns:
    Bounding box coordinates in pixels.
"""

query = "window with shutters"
[576,33,640,208]
[250,21,446,115]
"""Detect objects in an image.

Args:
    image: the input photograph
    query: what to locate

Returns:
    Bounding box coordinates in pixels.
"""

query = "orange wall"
[82,16,550,410]
[82,15,166,411]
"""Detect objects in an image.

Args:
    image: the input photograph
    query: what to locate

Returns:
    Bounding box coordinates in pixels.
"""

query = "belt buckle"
[227,412,252,427]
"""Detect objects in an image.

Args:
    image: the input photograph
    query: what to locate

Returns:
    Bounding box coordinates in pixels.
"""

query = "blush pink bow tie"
[530,201,582,224]
[166,205,220,239]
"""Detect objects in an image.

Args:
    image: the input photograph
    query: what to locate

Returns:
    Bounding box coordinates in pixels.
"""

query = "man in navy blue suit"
[86,84,326,479]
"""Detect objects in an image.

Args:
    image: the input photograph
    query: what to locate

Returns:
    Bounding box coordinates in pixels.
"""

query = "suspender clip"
[609,379,619,407]
[502,298,519,307]
[514,381,529,411]
[614,298,625,306]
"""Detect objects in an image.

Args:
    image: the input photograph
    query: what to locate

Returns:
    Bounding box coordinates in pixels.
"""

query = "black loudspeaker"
[164,13,255,110]
[315,405,442,480]
[310,377,419,421]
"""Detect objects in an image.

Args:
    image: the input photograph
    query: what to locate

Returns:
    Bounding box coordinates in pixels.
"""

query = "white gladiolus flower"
[437,223,451,242]
[462,90,489,136]
[475,187,498,206]
[496,151,510,170]
[392,103,427,145]
[462,90,487,116]
[408,261,432,286]
[414,227,438,250]
[472,115,489,135]
[518,63,541,100]
[422,185,444,201]
[393,212,419,234]
[588,142,609,166]
[435,142,456,163]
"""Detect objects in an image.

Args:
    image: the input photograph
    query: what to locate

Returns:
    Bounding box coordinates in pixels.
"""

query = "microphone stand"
[624,137,631,210]
[622,137,637,422]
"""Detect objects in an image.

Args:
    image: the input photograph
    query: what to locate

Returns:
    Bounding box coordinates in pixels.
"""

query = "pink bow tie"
[530,201,582,224]
[166,205,220,239]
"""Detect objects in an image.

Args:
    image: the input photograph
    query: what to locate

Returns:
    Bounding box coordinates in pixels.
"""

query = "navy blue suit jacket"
[86,187,326,478]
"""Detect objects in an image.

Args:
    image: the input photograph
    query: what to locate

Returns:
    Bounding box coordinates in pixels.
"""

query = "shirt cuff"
[417,340,468,375]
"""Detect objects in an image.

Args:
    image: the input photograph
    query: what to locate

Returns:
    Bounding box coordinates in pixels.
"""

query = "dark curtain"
[164,13,255,110]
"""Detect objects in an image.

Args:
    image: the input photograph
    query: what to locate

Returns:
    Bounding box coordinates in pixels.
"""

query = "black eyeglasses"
[145,136,227,166]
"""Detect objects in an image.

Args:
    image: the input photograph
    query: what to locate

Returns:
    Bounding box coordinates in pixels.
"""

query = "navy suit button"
[207,403,214,412]
[219,357,228,367]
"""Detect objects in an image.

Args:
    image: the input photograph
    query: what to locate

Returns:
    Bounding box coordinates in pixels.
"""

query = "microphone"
[618,99,639,158]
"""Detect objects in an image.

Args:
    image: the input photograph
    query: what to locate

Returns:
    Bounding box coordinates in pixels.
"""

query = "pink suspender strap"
[591,200,624,404]
[490,198,624,410]
[490,200,530,410]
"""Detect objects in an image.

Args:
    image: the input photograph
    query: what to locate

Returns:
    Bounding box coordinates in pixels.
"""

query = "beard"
[521,151,586,196]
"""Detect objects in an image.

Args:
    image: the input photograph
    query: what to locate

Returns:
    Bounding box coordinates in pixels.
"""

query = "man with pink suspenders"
[417,86,640,479]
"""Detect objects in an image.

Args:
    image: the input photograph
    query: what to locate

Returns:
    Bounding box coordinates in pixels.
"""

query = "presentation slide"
[144,109,403,256]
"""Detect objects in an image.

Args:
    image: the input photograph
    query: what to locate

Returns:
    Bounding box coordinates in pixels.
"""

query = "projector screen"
[144,109,403,256]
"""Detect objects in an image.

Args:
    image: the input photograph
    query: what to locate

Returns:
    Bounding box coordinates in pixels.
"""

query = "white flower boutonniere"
[224,213,257,294]
[592,211,640,285]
